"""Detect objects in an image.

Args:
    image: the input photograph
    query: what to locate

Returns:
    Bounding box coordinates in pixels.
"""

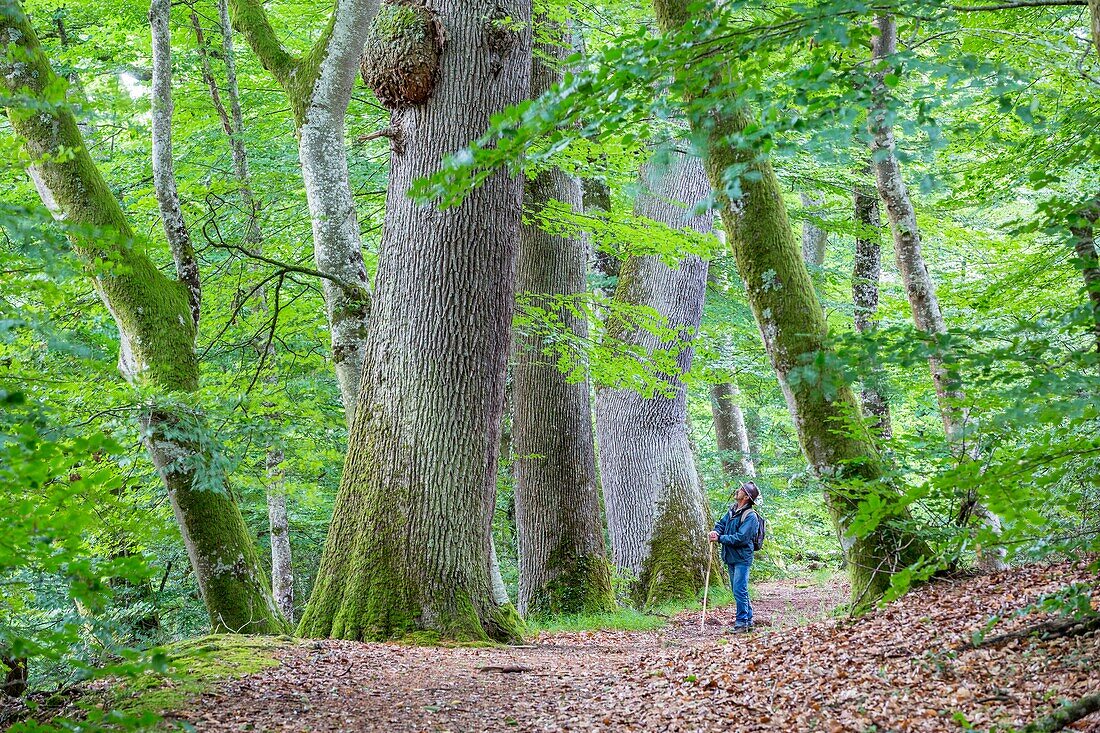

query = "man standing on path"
[709,482,761,632]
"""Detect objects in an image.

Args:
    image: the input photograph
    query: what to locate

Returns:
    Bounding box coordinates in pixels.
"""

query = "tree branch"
[951,0,1084,11]
[203,219,369,303]
[227,0,298,83]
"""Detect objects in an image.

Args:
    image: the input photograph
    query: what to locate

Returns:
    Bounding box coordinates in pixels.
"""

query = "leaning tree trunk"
[193,3,295,623]
[852,174,893,438]
[870,13,1006,571]
[512,25,614,619]
[652,0,931,609]
[710,380,756,477]
[230,0,376,423]
[800,191,828,269]
[595,150,713,608]
[298,0,531,642]
[1,2,284,633]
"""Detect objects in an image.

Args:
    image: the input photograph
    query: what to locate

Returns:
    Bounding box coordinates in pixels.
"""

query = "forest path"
[176,564,1099,732]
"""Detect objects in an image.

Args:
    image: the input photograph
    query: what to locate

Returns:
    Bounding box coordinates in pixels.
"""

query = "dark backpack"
[737,507,766,552]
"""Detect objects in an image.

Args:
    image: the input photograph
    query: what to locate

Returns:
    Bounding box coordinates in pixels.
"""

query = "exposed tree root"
[1022,691,1100,732]
[976,615,1100,648]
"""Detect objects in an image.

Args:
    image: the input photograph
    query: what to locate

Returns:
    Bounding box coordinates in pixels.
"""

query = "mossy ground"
[113,635,289,723]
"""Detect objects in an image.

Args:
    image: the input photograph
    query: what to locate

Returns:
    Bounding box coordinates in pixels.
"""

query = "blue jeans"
[727,562,753,627]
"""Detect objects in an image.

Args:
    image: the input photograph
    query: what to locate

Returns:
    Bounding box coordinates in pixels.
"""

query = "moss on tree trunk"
[652,0,931,609]
[297,0,530,643]
[1,1,285,634]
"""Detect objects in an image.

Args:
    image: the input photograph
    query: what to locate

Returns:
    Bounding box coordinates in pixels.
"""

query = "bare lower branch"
[951,0,1084,11]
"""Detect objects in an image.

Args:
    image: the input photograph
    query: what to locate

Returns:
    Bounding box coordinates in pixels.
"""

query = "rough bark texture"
[870,14,1006,571]
[230,0,376,423]
[512,28,614,619]
[1070,200,1100,351]
[1,1,285,634]
[652,0,930,608]
[149,0,200,329]
[800,191,828,269]
[709,381,756,477]
[595,150,713,608]
[298,0,531,643]
[852,177,893,439]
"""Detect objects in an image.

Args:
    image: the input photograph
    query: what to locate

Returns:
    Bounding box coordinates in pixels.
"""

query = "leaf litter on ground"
[159,560,1098,731]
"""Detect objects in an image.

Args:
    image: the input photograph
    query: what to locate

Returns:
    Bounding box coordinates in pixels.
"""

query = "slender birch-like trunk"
[852,175,892,438]
[298,0,531,642]
[652,0,931,607]
[230,0,377,423]
[265,450,294,622]
[149,0,200,328]
[595,150,713,607]
[801,192,828,269]
[192,4,295,623]
[2,2,284,633]
[512,24,614,618]
[869,14,1006,571]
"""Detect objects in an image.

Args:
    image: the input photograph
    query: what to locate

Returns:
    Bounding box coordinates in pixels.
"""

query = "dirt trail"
[174,564,1100,732]
[176,578,846,732]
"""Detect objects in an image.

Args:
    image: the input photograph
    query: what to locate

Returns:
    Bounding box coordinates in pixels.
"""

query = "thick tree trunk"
[800,192,828,269]
[2,1,284,634]
[595,150,713,607]
[852,176,893,438]
[652,0,931,608]
[230,0,376,423]
[870,14,1006,571]
[710,381,756,477]
[512,27,614,619]
[298,0,531,642]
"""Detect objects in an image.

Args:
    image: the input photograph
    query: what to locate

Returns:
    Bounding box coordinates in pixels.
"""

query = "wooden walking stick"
[700,540,714,632]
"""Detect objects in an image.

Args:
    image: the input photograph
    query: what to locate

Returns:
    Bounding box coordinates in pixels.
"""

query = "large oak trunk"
[298,0,531,642]
[596,150,713,607]
[512,26,614,618]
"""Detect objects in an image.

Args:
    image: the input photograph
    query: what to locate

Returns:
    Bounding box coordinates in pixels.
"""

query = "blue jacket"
[714,506,759,566]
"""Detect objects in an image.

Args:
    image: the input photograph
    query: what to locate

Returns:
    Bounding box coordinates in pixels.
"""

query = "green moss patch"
[113,635,289,722]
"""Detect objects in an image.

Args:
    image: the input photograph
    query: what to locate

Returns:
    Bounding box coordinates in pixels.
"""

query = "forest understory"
[111,560,1097,732]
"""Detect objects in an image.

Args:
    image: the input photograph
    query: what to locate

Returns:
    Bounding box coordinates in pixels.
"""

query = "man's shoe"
[732,624,751,634]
